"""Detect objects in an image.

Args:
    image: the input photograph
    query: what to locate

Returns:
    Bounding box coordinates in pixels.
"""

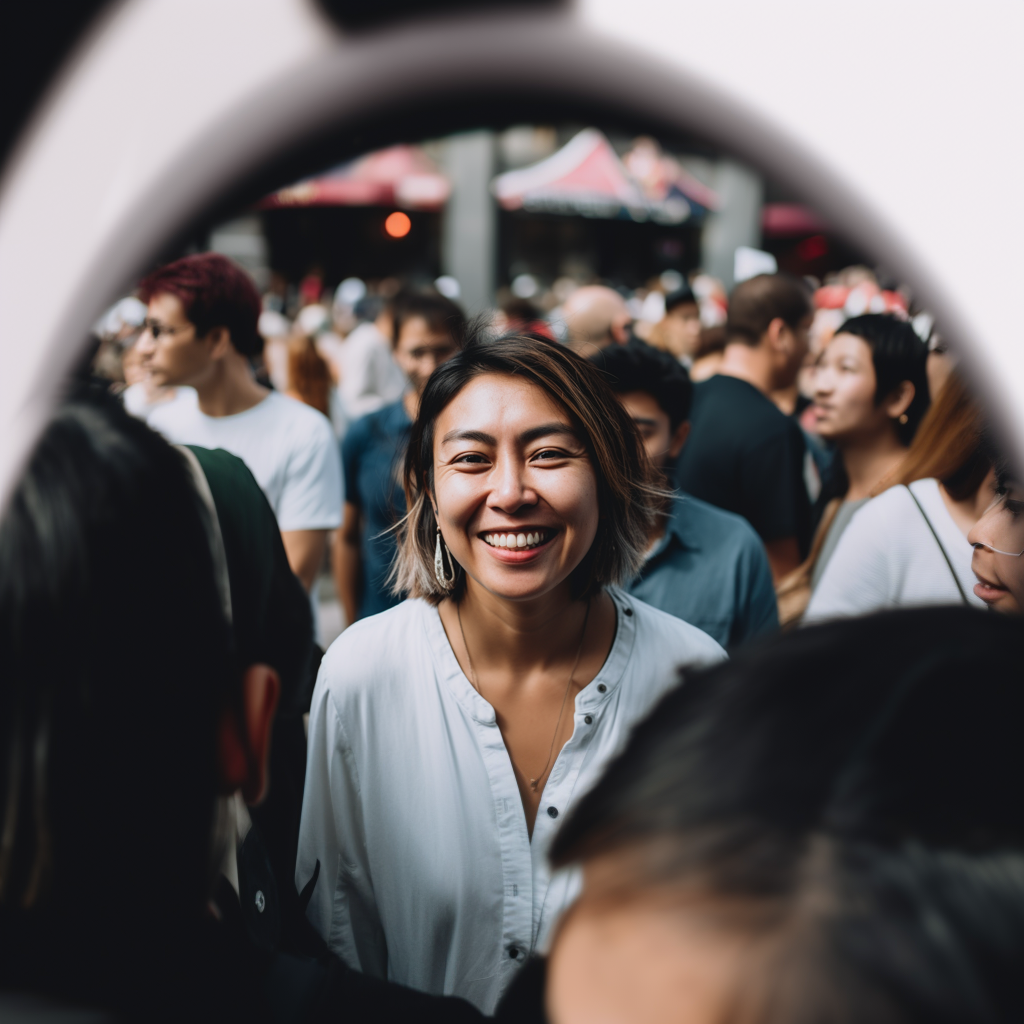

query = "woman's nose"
[490,458,534,511]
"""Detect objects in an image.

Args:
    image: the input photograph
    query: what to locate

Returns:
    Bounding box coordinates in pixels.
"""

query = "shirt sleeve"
[297,673,388,977]
[730,531,779,646]
[803,495,898,622]
[737,423,810,546]
[277,413,344,532]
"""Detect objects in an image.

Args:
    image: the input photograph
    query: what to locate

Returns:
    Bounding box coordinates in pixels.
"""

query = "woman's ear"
[885,380,916,421]
[217,663,280,804]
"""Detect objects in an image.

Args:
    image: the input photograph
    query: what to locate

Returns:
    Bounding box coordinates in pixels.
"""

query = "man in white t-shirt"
[137,253,342,591]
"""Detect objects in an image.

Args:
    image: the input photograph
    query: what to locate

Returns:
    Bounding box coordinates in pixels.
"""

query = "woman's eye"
[533,448,567,461]
[453,453,488,465]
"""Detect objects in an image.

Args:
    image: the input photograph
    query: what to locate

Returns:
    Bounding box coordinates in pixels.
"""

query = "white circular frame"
[0,0,1020,506]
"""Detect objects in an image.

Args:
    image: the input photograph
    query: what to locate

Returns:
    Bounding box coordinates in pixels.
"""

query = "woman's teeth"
[483,531,548,550]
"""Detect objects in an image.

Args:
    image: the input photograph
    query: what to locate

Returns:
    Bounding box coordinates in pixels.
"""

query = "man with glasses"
[139,252,342,592]
[969,467,1024,613]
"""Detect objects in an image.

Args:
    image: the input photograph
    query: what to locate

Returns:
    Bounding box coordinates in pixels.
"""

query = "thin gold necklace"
[456,598,592,792]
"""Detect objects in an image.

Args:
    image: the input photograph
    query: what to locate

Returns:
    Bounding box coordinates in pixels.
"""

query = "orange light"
[384,211,411,238]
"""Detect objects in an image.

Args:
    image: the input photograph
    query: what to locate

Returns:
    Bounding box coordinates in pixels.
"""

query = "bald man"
[561,285,632,356]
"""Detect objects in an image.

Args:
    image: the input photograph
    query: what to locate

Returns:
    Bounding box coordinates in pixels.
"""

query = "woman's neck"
[840,431,907,501]
[447,580,611,678]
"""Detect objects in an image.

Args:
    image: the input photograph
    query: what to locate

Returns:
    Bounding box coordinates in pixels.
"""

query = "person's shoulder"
[621,590,726,667]
[147,388,199,429]
[261,391,335,443]
[319,599,427,701]
[674,492,763,549]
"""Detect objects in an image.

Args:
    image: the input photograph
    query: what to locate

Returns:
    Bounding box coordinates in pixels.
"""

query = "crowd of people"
[2,250,1023,1023]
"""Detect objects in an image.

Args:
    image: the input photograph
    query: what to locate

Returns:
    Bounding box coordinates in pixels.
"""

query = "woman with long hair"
[296,331,723,1013]
[776,314,928,622]
[805,371,994,620]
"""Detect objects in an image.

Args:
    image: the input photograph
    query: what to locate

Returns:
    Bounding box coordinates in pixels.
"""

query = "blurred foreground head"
[548,608,1024,1024]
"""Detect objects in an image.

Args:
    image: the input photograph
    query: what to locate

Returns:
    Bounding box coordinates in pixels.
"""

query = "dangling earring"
[898,413,909,425]
[434,526,456,591]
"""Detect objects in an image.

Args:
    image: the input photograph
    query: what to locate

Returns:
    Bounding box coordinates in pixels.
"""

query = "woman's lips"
[478,528,558,563]
[973,573,1008,602]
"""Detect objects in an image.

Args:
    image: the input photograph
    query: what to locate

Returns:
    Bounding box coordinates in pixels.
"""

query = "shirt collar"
[649,493,702,559]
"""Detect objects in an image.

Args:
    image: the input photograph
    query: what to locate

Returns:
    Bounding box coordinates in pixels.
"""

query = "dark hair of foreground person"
[546,607,1024,1024]
[0,389,493,1023]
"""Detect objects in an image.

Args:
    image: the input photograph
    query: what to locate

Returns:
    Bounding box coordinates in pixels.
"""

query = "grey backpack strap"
[904,485,970,605]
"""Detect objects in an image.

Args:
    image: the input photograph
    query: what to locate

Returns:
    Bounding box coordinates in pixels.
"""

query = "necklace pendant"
[529,779,538,790]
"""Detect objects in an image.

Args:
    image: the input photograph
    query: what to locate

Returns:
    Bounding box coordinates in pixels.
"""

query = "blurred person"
[331,293,407,421]
[805,372,993,621]
[543,607,1024,1024]
[646,284,702,363]
[138,253,342,592]
[121,333,181,421]
[333,291,465,624]
[0,389,498,1023]
[299,333,724,1013]
[91,295,147,384]
[776,315,929,624]
[674,273,814,580]
[257,308,292,391]
[501,296,555,341]
[593,343,777,647]
[926,330,957,400]
[286,332,346,438]
[560,284,632,356]
[968,463,1024,614]
[687,324,726,382]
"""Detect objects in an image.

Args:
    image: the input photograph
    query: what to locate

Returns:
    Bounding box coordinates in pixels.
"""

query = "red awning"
[492,129,690,223]
[761,203,829,237]
[258,145,450,211]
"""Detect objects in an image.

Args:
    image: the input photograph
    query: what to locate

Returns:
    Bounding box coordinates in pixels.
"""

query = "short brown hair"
[392,332,661,603]
[726,273,812,346]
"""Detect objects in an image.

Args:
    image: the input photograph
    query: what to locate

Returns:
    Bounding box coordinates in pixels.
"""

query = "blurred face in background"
[137,292,209,387]
[968,479,1024,614]
[662,301,702,360]
[616,391,689,471]
[811,332,887,444]
[394,316,459,395]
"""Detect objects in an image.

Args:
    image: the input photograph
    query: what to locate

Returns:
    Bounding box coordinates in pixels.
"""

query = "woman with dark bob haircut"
[297,331,724,1013]
[777,313,929,624]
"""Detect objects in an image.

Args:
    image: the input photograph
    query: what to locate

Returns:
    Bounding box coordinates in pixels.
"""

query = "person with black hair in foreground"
[592,343,777,648]
[534,607,1024,1024]
[0,390,492,1022]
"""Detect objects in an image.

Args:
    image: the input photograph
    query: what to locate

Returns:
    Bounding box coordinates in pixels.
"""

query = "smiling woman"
[295,330,724,1014]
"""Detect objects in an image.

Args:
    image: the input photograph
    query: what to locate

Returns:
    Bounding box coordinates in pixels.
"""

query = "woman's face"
[968,480,1024,614]
[431,374,600,604]
[811,333,889,443]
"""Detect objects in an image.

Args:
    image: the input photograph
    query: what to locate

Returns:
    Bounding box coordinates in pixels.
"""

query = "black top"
[672,375,812,554]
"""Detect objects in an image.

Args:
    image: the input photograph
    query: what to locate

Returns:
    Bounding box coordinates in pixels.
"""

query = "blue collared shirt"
[626,492,779,649]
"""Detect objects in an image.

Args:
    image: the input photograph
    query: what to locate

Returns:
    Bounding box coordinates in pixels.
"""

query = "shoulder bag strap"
[904,485,970,605]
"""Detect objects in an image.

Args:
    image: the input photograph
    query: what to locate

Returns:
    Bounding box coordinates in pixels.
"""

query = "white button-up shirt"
[296,591,724,1013]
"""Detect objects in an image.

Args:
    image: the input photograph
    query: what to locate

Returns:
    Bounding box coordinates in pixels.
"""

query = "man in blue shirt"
[592,343,778,648]
[334,292,465,622]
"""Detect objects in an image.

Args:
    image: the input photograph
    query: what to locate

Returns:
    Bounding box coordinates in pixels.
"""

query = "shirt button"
[547,806,559,818]
[509,947,520,959]
[624,607,633,617]
[254,890,266,914]
[584,715,593,725]
[597,684,607,693]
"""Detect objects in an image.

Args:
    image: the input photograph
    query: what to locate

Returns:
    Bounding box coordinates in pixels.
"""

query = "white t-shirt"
[804,478,985,621]
[296,592,724,1013]
[148,389,343,532]
[320,322,407,421]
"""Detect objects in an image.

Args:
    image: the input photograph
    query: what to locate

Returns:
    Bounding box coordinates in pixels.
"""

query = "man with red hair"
[138,253,342,592]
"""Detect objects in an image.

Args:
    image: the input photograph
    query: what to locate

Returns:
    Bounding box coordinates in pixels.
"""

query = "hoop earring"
[434,526,457,591]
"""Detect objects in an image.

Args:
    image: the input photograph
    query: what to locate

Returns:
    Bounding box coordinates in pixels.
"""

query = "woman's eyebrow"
[440,423,580,446]
[441,428,497,446]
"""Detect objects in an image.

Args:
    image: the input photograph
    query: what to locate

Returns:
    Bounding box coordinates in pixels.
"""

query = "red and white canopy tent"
[258,144,450,210]
[493,128,718,223]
